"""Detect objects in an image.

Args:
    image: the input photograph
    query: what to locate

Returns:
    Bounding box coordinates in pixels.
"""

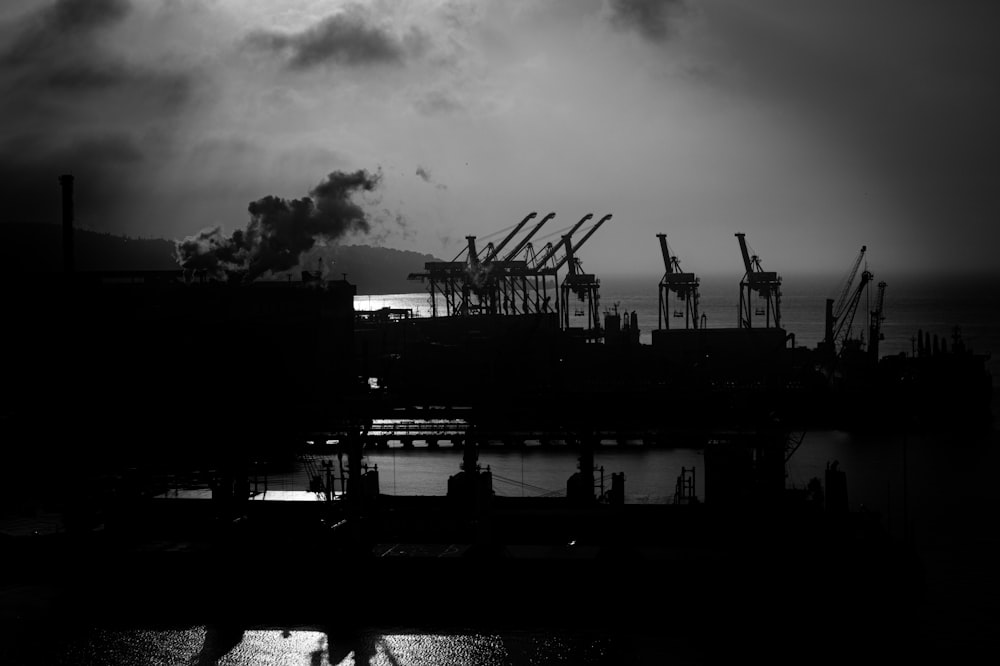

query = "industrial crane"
[824,246,866,349]
[735,233,782,329]
[656,233,700,330]
[831,268,872,352]
[407,211,610,327]
[498,212,556,315]
[409,213,553,317]
[555,215,612,336]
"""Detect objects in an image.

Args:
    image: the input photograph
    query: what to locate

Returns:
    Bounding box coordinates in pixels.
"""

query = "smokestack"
[59,174,74,274]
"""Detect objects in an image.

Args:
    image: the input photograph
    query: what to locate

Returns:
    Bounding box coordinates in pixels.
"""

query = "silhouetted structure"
[657,233,700,330]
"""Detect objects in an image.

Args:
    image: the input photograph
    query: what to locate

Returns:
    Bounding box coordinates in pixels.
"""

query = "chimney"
[59,174,74,274]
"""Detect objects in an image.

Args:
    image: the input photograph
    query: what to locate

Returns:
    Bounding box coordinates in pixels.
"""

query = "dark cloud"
[175,169,382,280]
[246,4,413,69]
[3,0,131,65]
[48,0,130,30]
[0,0,198,235]
[607,0,687,42]
[0,0,195,117]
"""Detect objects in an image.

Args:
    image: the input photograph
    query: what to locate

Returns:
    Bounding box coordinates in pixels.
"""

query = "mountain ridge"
[0,223,439,295]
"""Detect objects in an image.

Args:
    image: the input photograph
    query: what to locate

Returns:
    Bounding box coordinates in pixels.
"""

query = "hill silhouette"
[1,223,438,295]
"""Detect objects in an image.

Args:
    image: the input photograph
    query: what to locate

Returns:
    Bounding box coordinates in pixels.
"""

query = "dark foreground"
[2,493,930,665]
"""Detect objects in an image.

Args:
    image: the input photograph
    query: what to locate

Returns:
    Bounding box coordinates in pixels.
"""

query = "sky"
[1,0,997,278]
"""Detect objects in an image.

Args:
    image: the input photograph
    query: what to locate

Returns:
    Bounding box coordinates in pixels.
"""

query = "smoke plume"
[175,169,381,280]
[415,164,447,190]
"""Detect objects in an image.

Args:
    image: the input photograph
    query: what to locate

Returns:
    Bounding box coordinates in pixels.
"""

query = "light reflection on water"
[36,627,618,665]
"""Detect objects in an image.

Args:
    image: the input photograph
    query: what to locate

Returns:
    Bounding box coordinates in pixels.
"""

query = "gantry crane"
[408,218,538,317]
[496,212,558,314]
[408,211,610,326]
[735,233,782,329]
[657,233,700,330]
[532,214,612,336]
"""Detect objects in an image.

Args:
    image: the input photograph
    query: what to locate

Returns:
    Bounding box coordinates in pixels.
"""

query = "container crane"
[410,213,550,317]
[548,215,612,337]
[735,233,781,329]
[496,212,556,316]
[657,233,700,330]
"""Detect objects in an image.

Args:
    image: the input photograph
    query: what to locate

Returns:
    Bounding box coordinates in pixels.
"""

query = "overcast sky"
[2,0,997,278]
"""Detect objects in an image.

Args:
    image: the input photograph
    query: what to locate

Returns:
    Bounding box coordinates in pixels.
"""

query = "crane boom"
[834,246,866,318]
[657,234,672,274]
[535,213,592,267]
[550,214,612,272]
[572,214,612,254]
[503,212,555,262]
[484,212,536,262]
[833,269,872,344]
[735,233,754,276]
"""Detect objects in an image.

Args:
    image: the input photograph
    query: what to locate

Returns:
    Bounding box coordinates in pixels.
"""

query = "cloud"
[0,0,196,118]
[415,164,447,190]
[3,0,131,64]
[0,0,199,232]
[607,0,688,42]
[246,4,417,69]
